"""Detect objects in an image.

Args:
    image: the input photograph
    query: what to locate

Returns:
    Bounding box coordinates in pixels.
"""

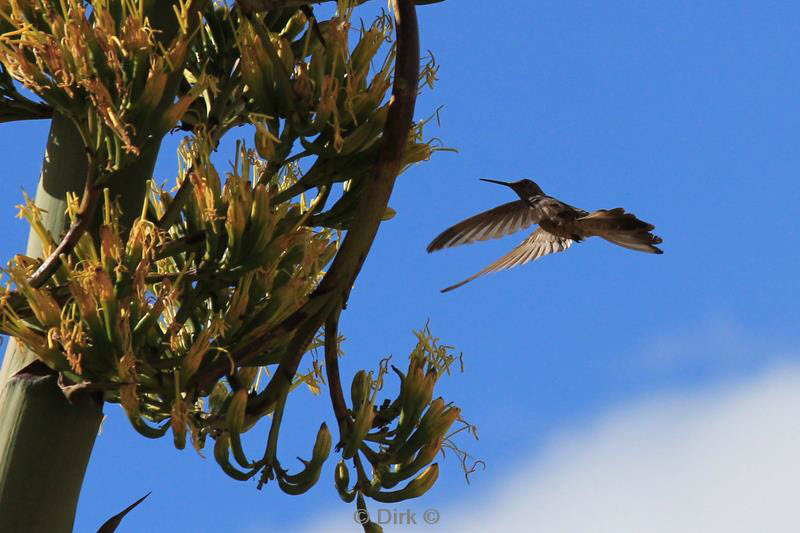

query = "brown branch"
[308,0,419,304]
[237,0,370,14]
[189,0,419,401]
[236,0,420,414]
[0,101,53,123]
[0,64,53,123]
[27,164,101,289]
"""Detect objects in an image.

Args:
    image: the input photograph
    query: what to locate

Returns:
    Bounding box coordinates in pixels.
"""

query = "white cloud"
[475,365,800,533]
[292,362,800,533]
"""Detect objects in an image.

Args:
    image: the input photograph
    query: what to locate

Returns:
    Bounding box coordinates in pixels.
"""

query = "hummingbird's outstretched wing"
[440,229,573,292]
[427,200,539,252]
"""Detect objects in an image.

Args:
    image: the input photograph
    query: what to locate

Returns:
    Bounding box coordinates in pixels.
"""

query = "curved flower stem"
[189,0,420,403]
[257,382,290,489]
[26,161,100,289]
[324,308,348,436]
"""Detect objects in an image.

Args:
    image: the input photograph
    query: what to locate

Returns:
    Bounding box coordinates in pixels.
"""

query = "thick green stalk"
[0,113,160,532]
[0,113,87,386]
[0,364,102,532]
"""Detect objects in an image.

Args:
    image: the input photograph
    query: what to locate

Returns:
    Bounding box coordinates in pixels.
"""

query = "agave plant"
[0,1,471,531]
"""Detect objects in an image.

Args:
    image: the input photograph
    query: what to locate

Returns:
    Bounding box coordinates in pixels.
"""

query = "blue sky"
[2,2,800,531]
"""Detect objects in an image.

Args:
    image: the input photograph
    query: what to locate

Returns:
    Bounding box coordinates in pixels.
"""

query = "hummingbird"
[427,179,663,292]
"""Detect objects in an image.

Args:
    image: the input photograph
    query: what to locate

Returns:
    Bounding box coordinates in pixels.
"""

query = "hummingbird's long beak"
[480,178,514,188]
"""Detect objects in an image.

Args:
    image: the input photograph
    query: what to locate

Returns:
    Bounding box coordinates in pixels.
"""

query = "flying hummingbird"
[427,179,663,292]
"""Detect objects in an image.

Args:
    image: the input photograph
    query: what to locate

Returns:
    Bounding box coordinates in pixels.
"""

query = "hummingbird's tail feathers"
[440,229,572,292]
[578,208,663,254]
[600,234,663,254]
[578,208,654,232]
[427,200,538,252]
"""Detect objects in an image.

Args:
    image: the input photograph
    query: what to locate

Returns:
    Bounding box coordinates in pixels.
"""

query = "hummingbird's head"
[480,178,545,200]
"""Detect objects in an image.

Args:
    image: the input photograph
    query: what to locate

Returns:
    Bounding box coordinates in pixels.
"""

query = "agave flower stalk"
[0,2,471,531]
